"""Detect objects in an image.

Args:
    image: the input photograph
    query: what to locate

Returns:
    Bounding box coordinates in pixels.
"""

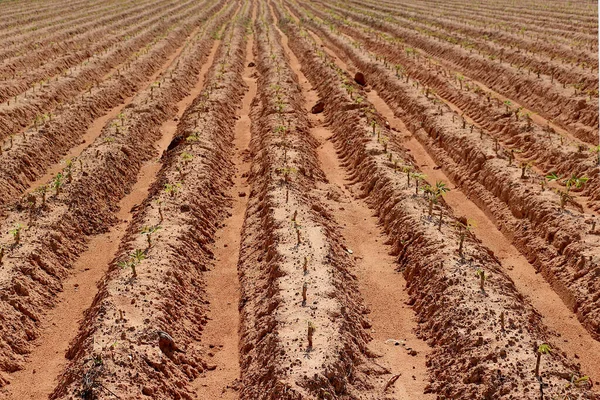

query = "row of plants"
[276,4,595,398]
[0,0,223,209]
[287,1,600,342]
[0,0,182,103]
[0,1,232,386]
[0,0,203,140]
[314,1,599,145]
[299,1,600,210]
[0,0,97,32]
[351,0,598,71]
[237,4,380,398]
[50,7,250,398]
[0,0,150,70]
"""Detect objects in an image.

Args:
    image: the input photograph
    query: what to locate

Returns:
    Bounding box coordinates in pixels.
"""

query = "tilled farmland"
[0,0,598,399]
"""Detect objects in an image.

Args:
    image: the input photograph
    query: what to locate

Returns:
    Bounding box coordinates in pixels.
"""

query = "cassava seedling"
[535,343,551,377]
[565,174,589,192]
[164,182,182,197]
[10,224,22,245]
[307,321,315,350]
[302,282,307,306]
[411,172,426,194]
[53,173,64,195]
[303,256,308,275]
[456,219,475,255]
[141,225,161,248]
[476,268,486,292]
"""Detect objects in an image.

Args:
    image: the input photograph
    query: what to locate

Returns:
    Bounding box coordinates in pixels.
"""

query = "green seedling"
[180,152,193,163]
[565,174,589,192]
[141,225,161,248]
[53,173,64,195]
[520,161,534,179]
[535,344,551,377]
[423,181,450,216]
[476,268,486,292]
[36,184,48,205]
[457,219,476,255]
[10,224,22,245]
[410,172,426,194]
[164,182,182,197]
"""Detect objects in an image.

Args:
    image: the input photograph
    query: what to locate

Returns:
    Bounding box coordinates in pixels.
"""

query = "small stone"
[248,62,255,67]
[238,192,246,197]
[206,364,217,371]
[142,386,153,396]
[354,72,366,86]
[311,101,325,114]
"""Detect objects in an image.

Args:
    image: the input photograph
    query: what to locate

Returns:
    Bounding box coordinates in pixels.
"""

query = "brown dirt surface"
[0,0,598,398]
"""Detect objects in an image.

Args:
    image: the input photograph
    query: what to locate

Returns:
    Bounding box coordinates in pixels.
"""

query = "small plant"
[36,185,48,206]
[303,256,308,275]
[503,100,512,114]
[118,249,146,278]
[302,282,307,306]
[535,343,551,377]
[410,172,426,194]
[456,218,475,255]
[423,181,450,216]
[519,161,534,179]
[164,182,182,197]
[181,152,193,163]
[52,173,64,195]
[307,321,316,350]
[141,225,161,248]
[10,224,22,245]
[565,174,589,192]
[476,268,486,292]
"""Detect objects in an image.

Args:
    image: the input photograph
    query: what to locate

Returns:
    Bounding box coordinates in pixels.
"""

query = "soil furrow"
[237,3,385,398]
[0,0,226,209]
[2,30,224,400]
[274,7,597,398]
[192,9,257,399]
[0,6,229,389]
[271,5,434,398]
[312,2,599,144]
[0,0,203,140]
[286,5,600,343]
[0,0,182,103]
[49,6,249,398]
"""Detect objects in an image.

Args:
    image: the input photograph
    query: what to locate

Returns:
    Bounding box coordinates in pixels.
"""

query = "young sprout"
[302,282,307,306]
[307,321,316,350]
[535,344,551,377]
[141,225,161,248]
[53,173,64,195]
[423,181,450,216]
[10,224,22,245]
[565,174,589,192]
[520,161,534,179]
[476,268,486,292]
[36,184,48,206]
[164,182,182,197]
[456,218,475,255]
[370,119,377,135]
[503,100,512,114]
[303,256,308,275]
[410,172,426,194]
